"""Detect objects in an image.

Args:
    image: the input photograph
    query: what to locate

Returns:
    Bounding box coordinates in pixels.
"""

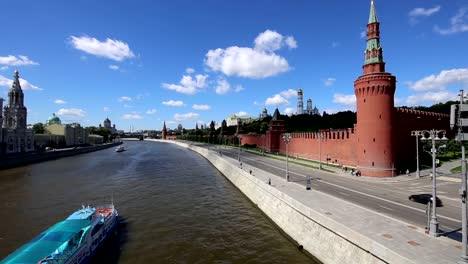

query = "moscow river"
[0,140,315,263]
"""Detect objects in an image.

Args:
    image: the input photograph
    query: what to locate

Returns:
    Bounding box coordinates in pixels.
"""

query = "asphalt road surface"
[203,143,463,240]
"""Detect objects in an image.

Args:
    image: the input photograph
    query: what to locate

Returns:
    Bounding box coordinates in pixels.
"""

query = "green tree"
[32,123,45,134]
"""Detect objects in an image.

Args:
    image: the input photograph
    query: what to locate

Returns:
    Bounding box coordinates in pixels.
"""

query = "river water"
[0,140,315,263]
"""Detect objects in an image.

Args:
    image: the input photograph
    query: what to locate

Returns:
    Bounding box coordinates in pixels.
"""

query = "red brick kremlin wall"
[239,108,450,175]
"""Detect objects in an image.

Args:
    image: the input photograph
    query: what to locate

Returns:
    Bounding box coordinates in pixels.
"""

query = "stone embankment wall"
[0,142,121,170]
[164,140,388,264]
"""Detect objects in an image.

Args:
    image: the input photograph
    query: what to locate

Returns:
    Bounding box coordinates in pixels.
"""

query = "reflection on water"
[0,140,316,263]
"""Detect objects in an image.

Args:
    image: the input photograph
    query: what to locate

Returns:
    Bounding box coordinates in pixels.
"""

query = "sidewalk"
[239,147,422,183]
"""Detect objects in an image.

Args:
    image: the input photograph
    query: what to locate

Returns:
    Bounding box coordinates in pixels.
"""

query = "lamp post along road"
[451,89,468,263]
[419,129,447,237]
[410,131,423,178]
[319,133,323,170]
[237,135,242,162]
[282,133,291,182]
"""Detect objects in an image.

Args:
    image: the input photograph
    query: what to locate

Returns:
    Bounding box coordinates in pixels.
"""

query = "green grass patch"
[451,166,462,173]
[244,148,335,173]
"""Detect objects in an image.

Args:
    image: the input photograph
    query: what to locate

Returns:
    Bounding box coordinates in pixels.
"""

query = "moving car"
[408,194,443,207]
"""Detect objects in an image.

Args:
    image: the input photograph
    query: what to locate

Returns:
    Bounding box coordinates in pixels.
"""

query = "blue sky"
[0,0,467,131]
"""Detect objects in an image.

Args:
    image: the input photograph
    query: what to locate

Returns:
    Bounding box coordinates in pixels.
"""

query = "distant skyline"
[0,0,467,130]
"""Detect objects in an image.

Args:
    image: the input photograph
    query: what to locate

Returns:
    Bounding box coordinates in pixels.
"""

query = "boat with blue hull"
[1,204,119,264]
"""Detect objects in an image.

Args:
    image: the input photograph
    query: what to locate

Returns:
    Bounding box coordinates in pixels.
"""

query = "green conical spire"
[368,0,378,24]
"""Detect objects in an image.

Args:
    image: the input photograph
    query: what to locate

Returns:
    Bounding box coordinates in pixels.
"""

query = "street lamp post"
[419,129,448,237]
[319,133,323,170]
[237,134,242,162]
[282,133,291,182]
[410,130,423,178]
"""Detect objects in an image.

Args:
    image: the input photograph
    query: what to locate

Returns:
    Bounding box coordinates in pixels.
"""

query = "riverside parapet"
[0,142,122,170]
[152,139,460,264]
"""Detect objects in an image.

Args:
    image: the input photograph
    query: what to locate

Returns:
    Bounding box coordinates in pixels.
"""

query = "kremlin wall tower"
[240,0,449,177]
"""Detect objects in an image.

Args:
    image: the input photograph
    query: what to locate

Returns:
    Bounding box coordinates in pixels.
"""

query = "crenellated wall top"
[395,107,449,118]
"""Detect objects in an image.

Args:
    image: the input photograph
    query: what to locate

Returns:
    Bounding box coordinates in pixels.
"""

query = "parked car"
[408,194,443,207]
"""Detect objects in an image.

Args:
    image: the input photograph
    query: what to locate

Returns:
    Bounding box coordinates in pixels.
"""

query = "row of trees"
[179,101,455,137]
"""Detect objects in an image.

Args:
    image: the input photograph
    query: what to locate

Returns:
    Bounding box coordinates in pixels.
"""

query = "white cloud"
[280,89,297,99]
[406,91,458,106]
[0,55,38,66]
[69,36,135,61]
[409,68,468,91]
[360,30,367,39]
[109,65,119,70]
[103,107,110,112]
[265,94,289,106]
[234,85,244,92]
[205,30,295,79]
[323,109,338,114]
[333,94,356,107]
[284,107,295,116]
[253,101,264,106]
[1,66,9,71]
[434,8,468,35]
[285,36,298,49]
[331,41,340,48]
[57,108,86,117]
[186,67,195,74]
[409,6,441,17]
[118,96,132,102]
[121,114,143,120]
[394,98,403,106]
[236,111,249,117]
[166,121,178,126]
[215,78,231,94]
[146,109,157,114]
[123,104,132,108]
[162,74,208,95]
[192,104,211,110]
[324,78,336,86]
[0,75,42,90]
[254,30,284,52]
[163,100,185,107]
[54,99,67,104]
[174,112,200,120]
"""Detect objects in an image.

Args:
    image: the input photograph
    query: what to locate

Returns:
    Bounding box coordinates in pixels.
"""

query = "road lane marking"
[438,176,461,183]
[379,205,394,211]
[234,151,462,224]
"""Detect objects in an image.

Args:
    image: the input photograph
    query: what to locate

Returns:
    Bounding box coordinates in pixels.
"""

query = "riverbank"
[152,139,460,264]
[0,142,122,170]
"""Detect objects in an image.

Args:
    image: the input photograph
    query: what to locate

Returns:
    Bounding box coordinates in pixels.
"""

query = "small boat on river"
[115,145,126,152]
[1,204,119,264]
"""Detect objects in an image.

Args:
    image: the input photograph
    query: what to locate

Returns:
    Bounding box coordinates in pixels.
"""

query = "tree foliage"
[32,122,45,134]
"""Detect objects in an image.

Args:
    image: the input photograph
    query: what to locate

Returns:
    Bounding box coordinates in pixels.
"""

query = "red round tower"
[354,0,396,177]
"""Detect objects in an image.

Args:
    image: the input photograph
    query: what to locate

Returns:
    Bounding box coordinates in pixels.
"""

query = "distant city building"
[304,98,320,115]
[259,108,269,120]
[102,117,117,134]
[35,113,89,148]
[162,121,167,139]
[296,89,320,116]
[0,70,35,154]
[177,124,183,132]
[226,113,255,127]
[297,89,304,115]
